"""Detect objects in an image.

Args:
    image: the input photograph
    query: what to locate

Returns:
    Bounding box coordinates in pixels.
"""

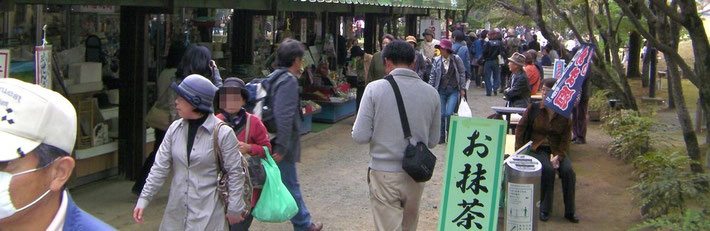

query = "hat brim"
[407,40,417,45]
[0,130,41,162]
[171,82,191,103]
[508,58,524,66]
[435,45,453,52]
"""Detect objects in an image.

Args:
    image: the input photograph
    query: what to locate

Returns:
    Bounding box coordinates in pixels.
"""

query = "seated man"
[504,52,531,108]
[0,78,115,230]
[515,78,579,223]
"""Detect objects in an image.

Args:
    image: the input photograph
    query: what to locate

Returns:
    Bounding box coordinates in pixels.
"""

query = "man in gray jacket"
[352,40,441,231]
[271,39,323,231]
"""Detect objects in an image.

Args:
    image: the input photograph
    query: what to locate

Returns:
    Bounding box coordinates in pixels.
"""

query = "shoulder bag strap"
[213,122,227,173]
[385,75,412,140]
[245,115,251,143]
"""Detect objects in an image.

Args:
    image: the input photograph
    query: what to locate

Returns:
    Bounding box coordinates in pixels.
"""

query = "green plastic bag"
[252,147,298,222]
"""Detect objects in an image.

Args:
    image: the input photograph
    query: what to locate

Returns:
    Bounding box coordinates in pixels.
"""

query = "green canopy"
[292,0,465,10]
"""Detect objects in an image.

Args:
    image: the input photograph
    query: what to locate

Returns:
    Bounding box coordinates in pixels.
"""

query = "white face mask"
[0,165,53,220]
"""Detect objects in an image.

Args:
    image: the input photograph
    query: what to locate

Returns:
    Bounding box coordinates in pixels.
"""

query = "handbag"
[146,87,173,131]
[214,122,254,214]
[242,115,267,189]
[252,147,299,222]
[385,75,437,182]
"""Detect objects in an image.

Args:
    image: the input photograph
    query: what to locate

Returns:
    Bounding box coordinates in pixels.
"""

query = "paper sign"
[544,43,596,119]
[300,18,307,44]
[0,49,10,78]
[505,183,534,231]
[35,45,52,89]
[438,117,506,231]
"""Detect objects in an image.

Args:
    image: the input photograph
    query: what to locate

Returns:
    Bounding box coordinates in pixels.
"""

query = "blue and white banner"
[552,59,566,79]
[544,44,596,119]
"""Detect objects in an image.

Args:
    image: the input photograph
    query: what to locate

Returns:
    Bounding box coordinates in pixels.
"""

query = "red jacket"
[525,64,541,95]
[216,112,272,158]
[216,111,272,208]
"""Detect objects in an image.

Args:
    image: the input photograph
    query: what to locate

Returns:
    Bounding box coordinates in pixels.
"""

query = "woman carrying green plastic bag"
[252,147,299,222]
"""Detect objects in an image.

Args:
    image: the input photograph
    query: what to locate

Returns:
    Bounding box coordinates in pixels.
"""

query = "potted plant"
[588,90,611,121]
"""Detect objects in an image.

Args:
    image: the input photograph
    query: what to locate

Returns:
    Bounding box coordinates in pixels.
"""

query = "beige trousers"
[368,169,426,231]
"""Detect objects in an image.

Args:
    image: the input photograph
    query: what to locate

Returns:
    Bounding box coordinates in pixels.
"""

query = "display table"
[300,109,321,135]
[313,99,357,123]
[491,106,527,134]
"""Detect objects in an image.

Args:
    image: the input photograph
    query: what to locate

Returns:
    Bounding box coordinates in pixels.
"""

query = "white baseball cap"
[0,78,77,162]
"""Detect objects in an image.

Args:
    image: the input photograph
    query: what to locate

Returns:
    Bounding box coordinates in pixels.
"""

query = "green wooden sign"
[438,116,506,231]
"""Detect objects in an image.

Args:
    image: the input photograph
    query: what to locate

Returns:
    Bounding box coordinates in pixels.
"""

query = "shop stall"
[4,0,463,185]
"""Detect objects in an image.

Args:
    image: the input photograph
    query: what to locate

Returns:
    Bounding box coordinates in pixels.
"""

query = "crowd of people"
[0,22,589,230]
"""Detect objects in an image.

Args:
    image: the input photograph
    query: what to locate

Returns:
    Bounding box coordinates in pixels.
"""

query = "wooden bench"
[504,134,516,157]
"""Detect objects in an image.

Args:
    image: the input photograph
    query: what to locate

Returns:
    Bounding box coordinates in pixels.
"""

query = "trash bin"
[504,154,542,231]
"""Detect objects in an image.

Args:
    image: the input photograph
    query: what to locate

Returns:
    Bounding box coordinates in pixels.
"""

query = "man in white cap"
[0,78,114,230]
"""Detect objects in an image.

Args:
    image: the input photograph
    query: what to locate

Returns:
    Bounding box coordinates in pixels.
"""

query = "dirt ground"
[70,85,646,230]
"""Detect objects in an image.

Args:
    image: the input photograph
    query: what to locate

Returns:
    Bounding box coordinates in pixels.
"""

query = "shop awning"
[291,0,465,10]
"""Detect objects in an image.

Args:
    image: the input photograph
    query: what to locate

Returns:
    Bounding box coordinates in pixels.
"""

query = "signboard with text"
[552,59,565,79]
[544,43,596,119]
[439,117,506,231]
[35,45,52,89]
[0,49,10,78]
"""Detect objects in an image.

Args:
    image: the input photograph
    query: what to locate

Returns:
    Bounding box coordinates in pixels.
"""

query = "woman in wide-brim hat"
[134,74,248,231]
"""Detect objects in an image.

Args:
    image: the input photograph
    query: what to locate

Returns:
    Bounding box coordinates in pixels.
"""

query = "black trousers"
[572,97,589,142]
[529,146,576,215]
[132,129,166,193]
[356,83,366,110]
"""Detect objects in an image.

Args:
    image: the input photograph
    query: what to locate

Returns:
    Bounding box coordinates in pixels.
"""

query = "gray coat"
[504,70,531,108]
[137,115,247,231]
[428,55,467,91]
[271,71,302,162]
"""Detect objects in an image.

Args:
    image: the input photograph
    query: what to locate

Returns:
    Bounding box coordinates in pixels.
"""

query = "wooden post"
[405,15,417,37]
[364,14,376,54]
[119,6,149,180]
[232,10,254,65]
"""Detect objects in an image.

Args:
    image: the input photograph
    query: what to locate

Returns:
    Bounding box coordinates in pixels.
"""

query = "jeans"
[278,159,312,231]
[484,60,501,95]
[439,86,459,139]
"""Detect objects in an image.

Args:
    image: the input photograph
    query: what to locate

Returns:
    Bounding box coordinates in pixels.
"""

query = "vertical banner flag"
[0,49,10,78]
[544,43,596,119]
[439,117,506,231]
[35,45,53,89]
[552,59,566,79]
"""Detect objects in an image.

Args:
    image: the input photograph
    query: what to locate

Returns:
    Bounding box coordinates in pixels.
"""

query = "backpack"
[245,68,290,133]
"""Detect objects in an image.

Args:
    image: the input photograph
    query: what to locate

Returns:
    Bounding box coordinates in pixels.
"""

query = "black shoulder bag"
[385,75,437,182]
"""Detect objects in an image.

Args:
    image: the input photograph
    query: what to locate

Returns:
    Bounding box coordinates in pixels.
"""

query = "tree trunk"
[667,71,675,109]
[673,0,710,144]
[627,31,642,79]
[659,17,704,174]
[641,46,650,87]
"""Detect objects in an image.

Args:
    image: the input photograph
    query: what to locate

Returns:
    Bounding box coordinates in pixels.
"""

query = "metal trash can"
[504,154,542,231]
